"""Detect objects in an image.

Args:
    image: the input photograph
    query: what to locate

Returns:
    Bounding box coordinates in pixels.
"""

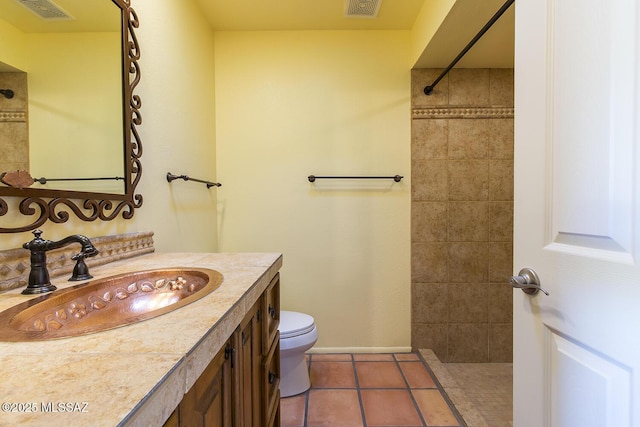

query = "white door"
[513,0,640,426]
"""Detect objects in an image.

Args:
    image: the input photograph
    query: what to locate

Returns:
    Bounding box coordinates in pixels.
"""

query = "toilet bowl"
[279,310,318,397]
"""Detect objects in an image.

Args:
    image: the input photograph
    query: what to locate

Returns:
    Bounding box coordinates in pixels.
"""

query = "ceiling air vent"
[15,0,72,19]
[345,0,382,18]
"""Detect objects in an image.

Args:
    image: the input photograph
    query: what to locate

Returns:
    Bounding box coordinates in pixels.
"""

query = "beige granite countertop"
[0,252,283,427]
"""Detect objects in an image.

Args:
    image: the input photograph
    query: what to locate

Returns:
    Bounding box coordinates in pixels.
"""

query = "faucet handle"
[23,229,48,251]
[69,250,98,281]
[83,247,99,257]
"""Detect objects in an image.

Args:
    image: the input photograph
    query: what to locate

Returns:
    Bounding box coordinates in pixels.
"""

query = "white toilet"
[279,310,318,397]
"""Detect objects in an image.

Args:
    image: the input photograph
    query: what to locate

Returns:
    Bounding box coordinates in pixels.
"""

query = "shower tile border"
[412,107,514,120]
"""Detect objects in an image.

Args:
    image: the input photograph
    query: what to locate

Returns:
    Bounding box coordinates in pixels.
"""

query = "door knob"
[509,267,549,296]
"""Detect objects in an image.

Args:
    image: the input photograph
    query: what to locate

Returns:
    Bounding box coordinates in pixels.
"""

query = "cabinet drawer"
[262,274,280,355]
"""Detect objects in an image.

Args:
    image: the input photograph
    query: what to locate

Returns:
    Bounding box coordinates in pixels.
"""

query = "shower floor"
[419,349,513,427]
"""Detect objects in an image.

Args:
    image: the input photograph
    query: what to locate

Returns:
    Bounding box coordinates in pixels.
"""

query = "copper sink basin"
[0,268,223,341]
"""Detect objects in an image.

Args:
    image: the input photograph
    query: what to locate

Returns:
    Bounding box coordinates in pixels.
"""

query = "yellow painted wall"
[27,32,122,193]
[0,0,218,252]
[0,18,27,69]
[214,31,412,351]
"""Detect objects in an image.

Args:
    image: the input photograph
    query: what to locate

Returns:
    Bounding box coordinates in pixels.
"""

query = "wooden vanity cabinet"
[165,273,281,427]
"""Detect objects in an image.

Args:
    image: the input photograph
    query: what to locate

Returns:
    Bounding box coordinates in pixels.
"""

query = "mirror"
[0,0,142,233]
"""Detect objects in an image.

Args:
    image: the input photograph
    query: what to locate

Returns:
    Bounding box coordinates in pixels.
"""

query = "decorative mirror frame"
[0,0,142,233]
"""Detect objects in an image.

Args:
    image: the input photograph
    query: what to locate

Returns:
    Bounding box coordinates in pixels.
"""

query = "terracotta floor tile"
[310,361,357,388]
[306,389,363,427]
[399,361,437,389]
[311,353,353,362]
[395,353,420,361]
[353,353,395,361]
[356,361,406,388]
[282,353,466,427]
[361,389,423,426]
[412,389,460,426]
[280,394,306,427]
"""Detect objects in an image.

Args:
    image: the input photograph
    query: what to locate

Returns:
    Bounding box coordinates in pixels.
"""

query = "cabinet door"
[236,299,263,427]
[179,338,234,427]
[262,274,280,356]
[263,331,280,427]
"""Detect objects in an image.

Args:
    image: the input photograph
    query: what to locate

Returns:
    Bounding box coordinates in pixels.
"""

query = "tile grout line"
[394,354,429,427]
[351,353,369,427]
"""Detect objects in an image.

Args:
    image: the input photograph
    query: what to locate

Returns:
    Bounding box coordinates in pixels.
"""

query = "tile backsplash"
[0,231,154,293]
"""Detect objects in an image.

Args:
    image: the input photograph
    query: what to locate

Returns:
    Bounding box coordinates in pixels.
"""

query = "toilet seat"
[280,311,315,339]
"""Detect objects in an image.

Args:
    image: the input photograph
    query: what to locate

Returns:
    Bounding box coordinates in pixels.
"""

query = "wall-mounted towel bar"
[34,176,124,184]
[166,172,221,188]
[423,0,514,95]
[308,175,403,183]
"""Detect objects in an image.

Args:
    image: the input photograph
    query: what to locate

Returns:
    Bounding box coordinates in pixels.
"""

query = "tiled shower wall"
[0,72,28,173]
[410,69,514,363]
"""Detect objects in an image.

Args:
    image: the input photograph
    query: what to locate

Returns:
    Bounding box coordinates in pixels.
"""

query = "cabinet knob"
[268,371,278,385]
[268,304,276,318]
[224,343,235,368]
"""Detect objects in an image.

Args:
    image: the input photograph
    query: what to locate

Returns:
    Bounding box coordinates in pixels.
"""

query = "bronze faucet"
[22,230,99,295]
